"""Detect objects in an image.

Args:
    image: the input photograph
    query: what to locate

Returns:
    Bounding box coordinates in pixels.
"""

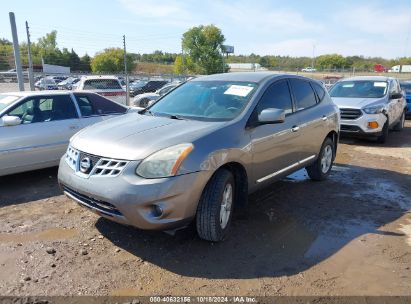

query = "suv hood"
[71,113,223,160]
[332,97,385,109]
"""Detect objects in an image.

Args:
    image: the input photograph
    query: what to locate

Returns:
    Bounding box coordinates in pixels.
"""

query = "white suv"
[75,76,126,105]
[330,76,406,143]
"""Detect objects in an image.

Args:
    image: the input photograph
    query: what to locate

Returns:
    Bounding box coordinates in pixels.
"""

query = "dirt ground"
[0,122,410,297]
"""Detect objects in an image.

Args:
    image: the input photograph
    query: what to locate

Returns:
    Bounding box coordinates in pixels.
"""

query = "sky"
[1,0,411,59]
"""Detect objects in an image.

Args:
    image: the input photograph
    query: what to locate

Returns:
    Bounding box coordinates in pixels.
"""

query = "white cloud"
[117,0,411,58]
[336,5,410,36]
[118,0,323,34]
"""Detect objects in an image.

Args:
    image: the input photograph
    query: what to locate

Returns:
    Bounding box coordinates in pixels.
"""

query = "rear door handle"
[291,126,300,132]
[69,125,79,130]
[322,115,328,121]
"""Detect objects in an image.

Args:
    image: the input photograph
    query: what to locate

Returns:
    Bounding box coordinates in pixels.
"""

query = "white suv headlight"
[136,143,194,178]
[363,105,384,114]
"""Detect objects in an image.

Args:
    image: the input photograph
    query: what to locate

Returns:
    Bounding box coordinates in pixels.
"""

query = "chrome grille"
[64,146,128,178]
[65,146,79,171]
[93,159,128,177]
[340,108,362,120]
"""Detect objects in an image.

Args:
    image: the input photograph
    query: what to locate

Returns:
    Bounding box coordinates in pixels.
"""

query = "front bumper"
[58,157,211,230]
[340,112,387,137]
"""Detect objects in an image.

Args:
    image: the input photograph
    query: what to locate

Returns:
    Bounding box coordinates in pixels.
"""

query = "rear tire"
[306,137,334,181]
[393,111,405,131]
[377,118,389,143]
[196,169,235,242]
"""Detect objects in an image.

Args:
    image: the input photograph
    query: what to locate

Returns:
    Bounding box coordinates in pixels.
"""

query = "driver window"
[256,80,293,115]
[7,98,37,123]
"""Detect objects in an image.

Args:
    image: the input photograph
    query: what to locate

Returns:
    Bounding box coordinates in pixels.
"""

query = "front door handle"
[291,126,300,132]
[322,115,328,121]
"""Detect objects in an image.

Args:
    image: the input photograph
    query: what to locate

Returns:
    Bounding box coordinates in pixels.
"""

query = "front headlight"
[363,105,384,114]
[136,143,194,178]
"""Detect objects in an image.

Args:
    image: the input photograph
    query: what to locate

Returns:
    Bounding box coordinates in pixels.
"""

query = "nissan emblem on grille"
[80,157,92,173]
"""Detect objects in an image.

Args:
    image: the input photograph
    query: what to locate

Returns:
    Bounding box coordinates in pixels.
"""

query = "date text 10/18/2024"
[149,296,258,303]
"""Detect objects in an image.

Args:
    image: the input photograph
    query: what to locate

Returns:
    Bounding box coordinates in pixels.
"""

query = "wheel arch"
[214,162,249,209]
[325,130,339,160]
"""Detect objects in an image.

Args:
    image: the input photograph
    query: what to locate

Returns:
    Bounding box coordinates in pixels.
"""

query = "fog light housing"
[368,121,379,129]
[152,205,163,217]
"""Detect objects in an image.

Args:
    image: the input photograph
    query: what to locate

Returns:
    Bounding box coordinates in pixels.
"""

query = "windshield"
[44,78,55,84]
[84,79,122,90]
[330,80,388,98]
[148,81,258,121]
[0,95,20,112]
[400,82,411,93]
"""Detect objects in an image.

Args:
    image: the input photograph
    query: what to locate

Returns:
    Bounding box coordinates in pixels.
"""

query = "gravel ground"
[0,122,410,296]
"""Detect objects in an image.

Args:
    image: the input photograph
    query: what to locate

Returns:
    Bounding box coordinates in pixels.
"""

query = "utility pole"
[9,12,24,91]
[181,44,185,76]
[123,35,129,106]
[25,21,34,90]
[312,44,316,69]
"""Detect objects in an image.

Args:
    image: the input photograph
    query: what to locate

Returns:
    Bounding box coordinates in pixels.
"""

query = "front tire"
[377,117,389,143]
[196,169,235,242]
[306,137,334,181]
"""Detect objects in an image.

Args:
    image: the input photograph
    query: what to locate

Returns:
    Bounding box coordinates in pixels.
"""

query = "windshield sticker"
[374,82,387,87]
[224,85,254,97]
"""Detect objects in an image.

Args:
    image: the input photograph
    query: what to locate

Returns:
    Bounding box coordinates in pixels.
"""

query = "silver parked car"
[58,73,340,242]
[330,76,406,143]
[132,82,181,108]
[0,91,129,176]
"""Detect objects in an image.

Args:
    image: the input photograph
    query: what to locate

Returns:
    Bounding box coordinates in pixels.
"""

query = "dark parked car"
[129,80,168,97]
[399,80,411,118]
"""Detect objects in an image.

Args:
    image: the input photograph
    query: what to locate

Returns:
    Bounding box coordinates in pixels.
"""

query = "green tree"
[316,54,347,70]
[181,24,226,74]
[173,55,184,74]
[79,54,91,72]
[91,48,135,73]
[259,56,277,68]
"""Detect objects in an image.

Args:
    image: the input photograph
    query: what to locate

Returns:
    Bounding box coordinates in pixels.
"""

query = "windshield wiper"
[142,109,155,116]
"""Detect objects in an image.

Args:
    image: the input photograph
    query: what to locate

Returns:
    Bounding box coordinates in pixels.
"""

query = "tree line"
[1,27,411,74]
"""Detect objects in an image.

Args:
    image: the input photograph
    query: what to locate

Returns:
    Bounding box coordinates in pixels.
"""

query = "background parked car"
[132,82,180,108]
[302,67,317,72]
[36,77,58,90]
[399,80,411,118]
[75,76,126,105]
[330,76,406,143]
[0,91,129,176]
[58,77,80,90]
[129,80,168,97]
[128,80,148,97]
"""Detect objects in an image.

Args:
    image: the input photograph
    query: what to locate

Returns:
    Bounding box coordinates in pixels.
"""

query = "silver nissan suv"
[58,72,340,242]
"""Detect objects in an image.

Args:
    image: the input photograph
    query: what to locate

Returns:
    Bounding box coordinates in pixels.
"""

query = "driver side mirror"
[390,92,403,99]
[2,115,22,127]
[258,108,285,124]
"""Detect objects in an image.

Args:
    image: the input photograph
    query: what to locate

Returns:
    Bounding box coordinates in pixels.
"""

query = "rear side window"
[256,80,293,114]
[75,93,127,116]
[289,79,317,110]
[83,79,122,90]
[312,82,326,101]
